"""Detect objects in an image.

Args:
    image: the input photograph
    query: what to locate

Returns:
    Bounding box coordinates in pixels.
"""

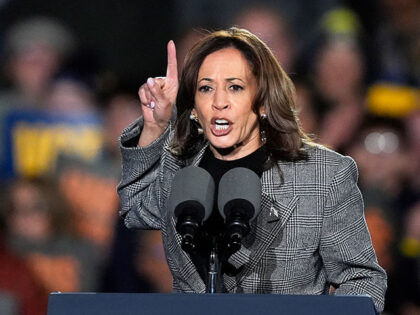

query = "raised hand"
[138,41,178,146]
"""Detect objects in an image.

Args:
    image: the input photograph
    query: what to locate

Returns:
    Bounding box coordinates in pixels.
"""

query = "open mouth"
[211,118,232,136]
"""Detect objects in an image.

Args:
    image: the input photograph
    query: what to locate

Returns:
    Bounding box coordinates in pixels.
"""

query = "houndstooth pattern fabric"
[117,118,387,312]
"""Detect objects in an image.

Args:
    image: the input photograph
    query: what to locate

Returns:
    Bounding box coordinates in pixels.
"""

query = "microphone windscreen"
[218,167,262,221]
[168,166,215,222]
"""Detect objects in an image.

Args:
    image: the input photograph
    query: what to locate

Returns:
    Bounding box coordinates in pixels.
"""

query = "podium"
[48,293,377,315]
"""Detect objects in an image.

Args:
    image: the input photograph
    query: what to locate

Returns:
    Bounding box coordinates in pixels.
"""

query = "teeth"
[215,124,229,130]
[214,119,229,131]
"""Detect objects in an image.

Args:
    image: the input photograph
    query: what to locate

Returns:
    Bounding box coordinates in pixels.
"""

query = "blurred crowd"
[0,0,419,314]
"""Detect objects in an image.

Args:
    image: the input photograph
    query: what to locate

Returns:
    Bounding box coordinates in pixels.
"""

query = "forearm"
[118,117,171,229]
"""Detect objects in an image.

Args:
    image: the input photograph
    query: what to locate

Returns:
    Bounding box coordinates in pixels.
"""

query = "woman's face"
[192,47,262,160]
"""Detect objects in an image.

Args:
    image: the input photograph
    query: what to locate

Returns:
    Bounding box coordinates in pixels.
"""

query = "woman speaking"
[117,28,386,312]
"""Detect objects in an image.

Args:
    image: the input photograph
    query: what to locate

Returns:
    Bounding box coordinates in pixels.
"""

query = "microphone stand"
[206,218,249,293]
[206,238,222,293]
[207,248,219,293]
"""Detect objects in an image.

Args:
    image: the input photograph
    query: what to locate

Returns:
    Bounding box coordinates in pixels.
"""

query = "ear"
[191,108,197,117]
[258,106,265,116]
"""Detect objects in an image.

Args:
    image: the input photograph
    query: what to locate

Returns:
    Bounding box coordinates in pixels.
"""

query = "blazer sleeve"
[117,117,172,230]
[320,155,387,312]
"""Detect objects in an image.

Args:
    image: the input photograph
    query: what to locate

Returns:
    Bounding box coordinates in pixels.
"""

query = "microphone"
[168,166,215,252]
[218,167,262,253]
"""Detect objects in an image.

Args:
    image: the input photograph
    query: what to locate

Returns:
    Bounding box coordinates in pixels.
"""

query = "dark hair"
[171,27,310,162]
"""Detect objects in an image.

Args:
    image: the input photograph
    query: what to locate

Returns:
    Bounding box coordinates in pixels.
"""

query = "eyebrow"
[198,77,246,83]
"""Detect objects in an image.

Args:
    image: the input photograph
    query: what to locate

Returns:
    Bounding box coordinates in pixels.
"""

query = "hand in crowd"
[138,41,178,146]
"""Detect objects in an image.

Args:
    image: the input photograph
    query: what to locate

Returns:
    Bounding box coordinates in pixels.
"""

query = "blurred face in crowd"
[234,8,295,72]
[9,43,60,97]
[46,78,95,114]
[315,40,364,101]
[8,181,51,240]
[192,47,262,160]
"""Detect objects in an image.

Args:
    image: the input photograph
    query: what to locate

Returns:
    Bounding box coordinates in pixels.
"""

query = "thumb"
[166,40,178,82]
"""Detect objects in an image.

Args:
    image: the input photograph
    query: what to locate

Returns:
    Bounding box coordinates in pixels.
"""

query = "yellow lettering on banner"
[54,124,70,153]
[12,122,103,177]
[38,126,56,175]
[13,123,53,177]
[60,126,103,160]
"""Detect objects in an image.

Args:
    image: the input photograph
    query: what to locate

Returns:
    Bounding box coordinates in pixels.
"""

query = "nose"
[212,89,229,111]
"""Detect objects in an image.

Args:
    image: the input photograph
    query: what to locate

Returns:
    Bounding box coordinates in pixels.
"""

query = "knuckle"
[138,84,147,94]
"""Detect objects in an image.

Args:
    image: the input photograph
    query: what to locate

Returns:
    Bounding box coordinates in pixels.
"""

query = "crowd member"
[46,74,97,116]
[0,17,104,180]
[232,4,296,74]
[0,16,76,108]
[0,177,100,295]
[310,36,366,152]
[346,117,411,222]
[0,16,77,178]
[344,114,420,314]
[117,28,386,312]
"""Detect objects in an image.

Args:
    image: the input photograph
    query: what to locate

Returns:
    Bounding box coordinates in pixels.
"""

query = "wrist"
[144,120,169,132]
[138,121,169,147]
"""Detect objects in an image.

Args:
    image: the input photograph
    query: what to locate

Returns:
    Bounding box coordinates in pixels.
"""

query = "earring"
[190,113,199,122]
[190,113,203,135]
[260,129,267,144]
[261,112,267,120]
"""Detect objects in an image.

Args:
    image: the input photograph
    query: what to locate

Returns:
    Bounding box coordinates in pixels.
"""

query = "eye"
[198,85,212,93]
[229,84,243,92]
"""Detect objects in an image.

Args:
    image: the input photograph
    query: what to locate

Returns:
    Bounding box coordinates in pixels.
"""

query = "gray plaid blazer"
[117,118,387,312]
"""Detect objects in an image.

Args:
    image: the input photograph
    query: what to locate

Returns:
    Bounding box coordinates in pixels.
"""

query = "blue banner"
[1,109,104,179]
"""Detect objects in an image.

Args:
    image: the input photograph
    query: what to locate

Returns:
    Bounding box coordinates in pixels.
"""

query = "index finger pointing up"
[166,40,178,81]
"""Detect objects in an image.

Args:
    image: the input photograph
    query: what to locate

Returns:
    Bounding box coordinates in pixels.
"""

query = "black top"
[192,145,268,288]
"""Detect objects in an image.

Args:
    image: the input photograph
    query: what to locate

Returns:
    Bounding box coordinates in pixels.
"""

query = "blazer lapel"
[224,163,299,292]
[166,215,207,292]
[189,144,209,166]
[163,144,209,293]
